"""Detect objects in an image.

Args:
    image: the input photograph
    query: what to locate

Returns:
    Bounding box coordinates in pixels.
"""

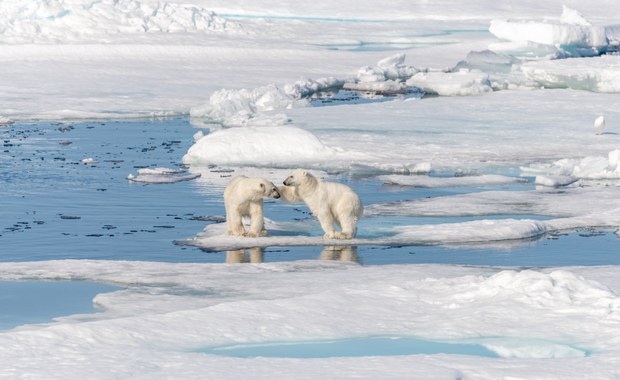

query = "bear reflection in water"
[225,246,359,264]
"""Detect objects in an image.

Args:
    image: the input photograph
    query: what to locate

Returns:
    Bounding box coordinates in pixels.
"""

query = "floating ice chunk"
[560,6,591,27]
[406,69,492,96]
[594,115,605,135]
[523,149,620,180]
[183,216,550,251]
[127,167,200,184]
[489,7,608,56]
[192,130,204,142]
[344,53,418,94]
[607,24,620,46]
[488,41,566,60]
[380,174,527,188]
[81,158,96,165]
[183,126,339,168]
[482,338,587,359]
[0,116,13,126]
[534,175,578,187]
[356,53,418,83]
[522,55,620,92]
[190,77,343,128]
[454,50,518,74]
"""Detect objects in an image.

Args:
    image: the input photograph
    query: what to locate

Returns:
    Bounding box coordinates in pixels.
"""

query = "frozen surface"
[2,0,620,378]
[0,260,619,378]
[522,55,620,92]
[489,6,608,56]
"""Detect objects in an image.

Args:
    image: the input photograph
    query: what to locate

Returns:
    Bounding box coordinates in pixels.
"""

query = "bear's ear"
[301,170,307,177]
[259,183,265,189]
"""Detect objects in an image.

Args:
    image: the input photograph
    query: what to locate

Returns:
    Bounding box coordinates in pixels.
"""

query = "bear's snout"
[283,179,290,186]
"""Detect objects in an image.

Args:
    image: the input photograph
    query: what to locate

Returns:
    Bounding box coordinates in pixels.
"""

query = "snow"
[182,126,359,169]
[3,0,620,378]
[1,260,620,379]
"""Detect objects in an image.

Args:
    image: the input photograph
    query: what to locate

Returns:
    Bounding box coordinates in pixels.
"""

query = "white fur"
[223,176,280,237]
[283,169,363,239]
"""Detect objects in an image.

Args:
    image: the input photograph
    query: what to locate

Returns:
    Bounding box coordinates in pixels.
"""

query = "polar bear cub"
[283,169,363,239]
[224,175,280,237]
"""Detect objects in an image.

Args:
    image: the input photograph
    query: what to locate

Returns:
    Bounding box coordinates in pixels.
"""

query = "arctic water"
[2,117,619,266]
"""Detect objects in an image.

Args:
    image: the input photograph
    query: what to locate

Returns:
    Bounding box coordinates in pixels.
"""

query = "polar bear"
[224,176,280,237]
[282,169,363,239]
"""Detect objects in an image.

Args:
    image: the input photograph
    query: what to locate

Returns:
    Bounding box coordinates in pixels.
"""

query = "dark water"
[2,118,619,266]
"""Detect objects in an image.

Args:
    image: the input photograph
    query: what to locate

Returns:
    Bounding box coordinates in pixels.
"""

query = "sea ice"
[405,69,493,96]
[0,0,241,43]
[521,55,620,92]
[489,6,609,57]
[522,149,620,180]
[127,167,201,183]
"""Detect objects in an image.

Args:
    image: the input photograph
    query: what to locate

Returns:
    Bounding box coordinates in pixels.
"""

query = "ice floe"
[127,167,201,184]
[522,149,620,180]
[0,259,619,378]
[182,125,364,169]
[489,6,609,57]
[379,174,526,188]
[406,69,493,96]
[522,55,620,92]
[189,77,343,128]
[0,0,240,43]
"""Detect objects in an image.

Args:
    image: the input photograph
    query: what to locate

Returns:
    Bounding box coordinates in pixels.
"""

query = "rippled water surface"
[2,118,619,265]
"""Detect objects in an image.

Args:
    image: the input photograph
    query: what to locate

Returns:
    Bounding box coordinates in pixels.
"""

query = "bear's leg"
[335,214,357,239]
[246,202,267,238]
[317,212,336,239]
[226,208,246,236]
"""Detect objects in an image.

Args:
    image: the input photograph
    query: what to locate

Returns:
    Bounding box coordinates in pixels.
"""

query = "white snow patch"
[183,126,345,168]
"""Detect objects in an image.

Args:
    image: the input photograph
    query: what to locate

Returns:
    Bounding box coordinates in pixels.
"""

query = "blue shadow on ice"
[200,336,499,358]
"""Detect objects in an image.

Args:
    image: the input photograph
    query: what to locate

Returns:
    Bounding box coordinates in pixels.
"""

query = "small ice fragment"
[594,115,605,135]
[82,158,96,164]
[193,130,205,142]
[0,116,14,126]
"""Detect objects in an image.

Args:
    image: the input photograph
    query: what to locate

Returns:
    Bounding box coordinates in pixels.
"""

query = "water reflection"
[225,248,264,264]
[225,246,359,264]
[319,246,360,263]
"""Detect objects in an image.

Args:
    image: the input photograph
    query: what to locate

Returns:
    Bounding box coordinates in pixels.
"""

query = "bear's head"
[283,169,311,187]
[259,179,281,199]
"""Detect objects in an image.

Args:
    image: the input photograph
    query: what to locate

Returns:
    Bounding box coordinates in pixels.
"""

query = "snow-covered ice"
[2,0,620,379]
